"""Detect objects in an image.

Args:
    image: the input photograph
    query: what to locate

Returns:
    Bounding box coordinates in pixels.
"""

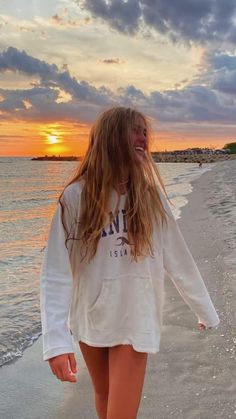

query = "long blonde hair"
[59,106,170,263]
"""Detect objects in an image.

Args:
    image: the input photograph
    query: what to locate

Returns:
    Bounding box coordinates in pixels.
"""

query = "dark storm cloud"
[0,85,113,123]
[79,0,141,34]
[212,70,236,95]
[118,85,146,100]
[1,47,236,125]
[0,46,58,78]
[118,83,236,123]
[207,53,236,71]
[79,0,236,43]
[204,52,236,95]
[0,47,112,105]
[0,47,116,122]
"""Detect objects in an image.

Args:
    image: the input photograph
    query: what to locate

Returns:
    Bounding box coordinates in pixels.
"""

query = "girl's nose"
[138,129,147,142]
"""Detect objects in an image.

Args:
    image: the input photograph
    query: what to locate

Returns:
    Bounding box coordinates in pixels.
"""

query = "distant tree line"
[223,142,236,153]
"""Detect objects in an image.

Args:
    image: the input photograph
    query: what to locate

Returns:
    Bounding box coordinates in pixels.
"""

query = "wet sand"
[139,159,236,418]
[1,160,235,419]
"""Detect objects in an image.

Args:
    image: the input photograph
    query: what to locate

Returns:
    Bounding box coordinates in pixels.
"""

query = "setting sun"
[47,134,59,144]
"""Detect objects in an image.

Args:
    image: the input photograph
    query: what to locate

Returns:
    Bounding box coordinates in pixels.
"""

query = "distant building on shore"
[158,148,228,156]
[150,147,232,163]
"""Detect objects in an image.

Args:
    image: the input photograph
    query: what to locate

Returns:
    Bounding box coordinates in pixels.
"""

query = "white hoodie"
[40,180,219,361]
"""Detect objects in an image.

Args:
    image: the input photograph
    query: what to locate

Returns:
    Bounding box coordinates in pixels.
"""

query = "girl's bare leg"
[107,344,148,419]
[79,341,109,419]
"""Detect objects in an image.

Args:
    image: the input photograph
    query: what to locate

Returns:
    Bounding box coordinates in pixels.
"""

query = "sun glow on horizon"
[44,130,68,155]
[40,125,70,155]
[0,119,230,157]
[47,134,59,144]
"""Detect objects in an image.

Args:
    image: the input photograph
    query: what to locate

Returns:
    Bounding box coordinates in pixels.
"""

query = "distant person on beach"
[198,161,203,168]
[40,107,219,419]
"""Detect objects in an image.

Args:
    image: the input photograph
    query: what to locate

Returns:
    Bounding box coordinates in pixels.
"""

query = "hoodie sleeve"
[160,191,220,328]
[40,188,76,361]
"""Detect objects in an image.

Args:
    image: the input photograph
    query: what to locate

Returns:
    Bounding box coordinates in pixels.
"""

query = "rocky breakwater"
[31,155,80,161]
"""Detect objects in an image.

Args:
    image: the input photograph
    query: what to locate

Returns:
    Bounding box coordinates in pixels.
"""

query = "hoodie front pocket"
[87,275,156,333]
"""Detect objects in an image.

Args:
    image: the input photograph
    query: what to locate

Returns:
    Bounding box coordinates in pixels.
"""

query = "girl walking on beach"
[40,106,219,419]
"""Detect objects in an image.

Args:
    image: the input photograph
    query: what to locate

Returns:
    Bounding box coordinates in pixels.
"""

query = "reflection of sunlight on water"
[0,208,51,222]
[41,160,79,185]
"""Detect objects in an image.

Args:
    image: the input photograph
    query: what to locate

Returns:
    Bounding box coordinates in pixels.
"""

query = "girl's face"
[130,117,147,164]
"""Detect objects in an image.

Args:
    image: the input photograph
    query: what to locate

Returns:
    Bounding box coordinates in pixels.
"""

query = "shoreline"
[30,154,236,163]
[153,153,236,163]
[0,161,235,418]
[139,160,236,418]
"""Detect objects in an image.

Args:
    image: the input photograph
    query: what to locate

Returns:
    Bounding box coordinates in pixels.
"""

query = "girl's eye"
[132,125,147,137]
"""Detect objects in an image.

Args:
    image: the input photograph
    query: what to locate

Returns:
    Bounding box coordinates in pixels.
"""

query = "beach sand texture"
[0,160,235,419]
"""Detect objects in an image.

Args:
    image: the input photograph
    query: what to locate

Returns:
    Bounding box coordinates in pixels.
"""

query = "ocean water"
[0,157,212,367]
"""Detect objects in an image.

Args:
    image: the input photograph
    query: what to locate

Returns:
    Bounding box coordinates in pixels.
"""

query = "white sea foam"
[158,162,214,219]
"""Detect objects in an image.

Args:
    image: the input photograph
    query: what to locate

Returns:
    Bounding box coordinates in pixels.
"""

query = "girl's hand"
[48,353,77,383]
[198,323,212,330]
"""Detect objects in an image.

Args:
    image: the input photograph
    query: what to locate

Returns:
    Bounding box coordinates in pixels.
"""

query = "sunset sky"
[1,0,236,156]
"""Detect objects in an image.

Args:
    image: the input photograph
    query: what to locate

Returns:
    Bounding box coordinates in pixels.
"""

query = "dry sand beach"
[0,160,236,419]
